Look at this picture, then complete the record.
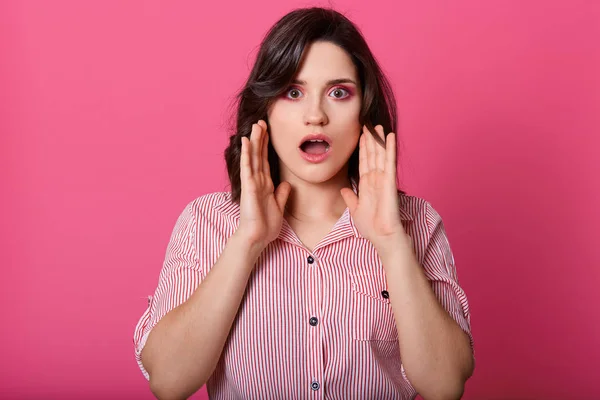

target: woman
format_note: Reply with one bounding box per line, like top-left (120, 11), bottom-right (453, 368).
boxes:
top-left (134, 7), bottom-right (474, 400)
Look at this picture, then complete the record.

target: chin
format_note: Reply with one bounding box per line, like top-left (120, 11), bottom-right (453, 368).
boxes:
top-left (290, 165), bottom-right (347, 185)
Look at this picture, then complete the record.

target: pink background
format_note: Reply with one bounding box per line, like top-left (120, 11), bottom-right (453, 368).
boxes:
top-left (2, 0), bottom-right (598, 398)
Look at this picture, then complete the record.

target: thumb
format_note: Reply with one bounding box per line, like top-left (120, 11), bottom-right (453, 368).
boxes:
top-left (340, 188), bottom-right (358, 215)
top-left (275, 181), bottom-right (292, 212)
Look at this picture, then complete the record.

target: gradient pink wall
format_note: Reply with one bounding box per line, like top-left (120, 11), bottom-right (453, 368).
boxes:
top-left (2, 0), bottom-right (598, 399)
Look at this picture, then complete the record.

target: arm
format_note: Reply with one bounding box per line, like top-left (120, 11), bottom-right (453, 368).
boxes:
top-left (136, 120), bottom-right (290, 400)
top-left (376, 217), bottom-right (474, 400)
top-left (142, 232), bottom-right (265, 400)
top-left (339, 126), bottom-right (473, 400)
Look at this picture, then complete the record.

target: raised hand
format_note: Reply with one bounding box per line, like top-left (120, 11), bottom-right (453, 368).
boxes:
top-left (340, 125), bottom-right (408, 249)
top-left (236, 120), bottom-right (292, 249)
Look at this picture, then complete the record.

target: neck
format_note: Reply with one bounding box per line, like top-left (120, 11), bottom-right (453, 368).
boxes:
top-left (282, 170), bottom-right (353, 224)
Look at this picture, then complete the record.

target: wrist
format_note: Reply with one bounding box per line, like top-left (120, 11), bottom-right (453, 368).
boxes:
top-left (231, 230), bottom-right (267, 258)
top-left (374, 232), bottom-right (413, 260)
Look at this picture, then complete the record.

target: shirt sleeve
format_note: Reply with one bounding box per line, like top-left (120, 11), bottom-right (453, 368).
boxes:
top-left (422, 201), bottom-right (474, 351)
top-left (132, 200), bottom-right (202, 381)
top-left (401, 201), bottom-right (474, 384)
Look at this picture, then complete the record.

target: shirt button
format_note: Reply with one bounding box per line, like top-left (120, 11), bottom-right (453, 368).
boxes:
top-left (311, 381), bottom-right (320, 391)
top-left (309, 317), bottom-right (318, 326)
top-left (307, 256), bottom-right (314, 264)
top-left (381, 290), bottom-right (389, 299)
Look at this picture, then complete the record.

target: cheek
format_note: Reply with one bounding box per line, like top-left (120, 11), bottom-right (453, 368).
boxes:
top-left (265, 127), bottom-right (292, 158)
top-left (347, 102), bottom-right (362, 122)
top-left (340, 104), bottom-right (361, 133)
top-left (268, 100), bottom-right (298, 124)
top-left (269, 135), bottom-right (286, 157)
top-left (333, 101), bottom-right (361, 127)
top-left (344, 125), bottom-right (362, 156)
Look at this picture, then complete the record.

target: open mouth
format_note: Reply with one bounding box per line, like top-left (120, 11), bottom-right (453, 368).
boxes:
top-left (300, 139), bottom-right (331, 155)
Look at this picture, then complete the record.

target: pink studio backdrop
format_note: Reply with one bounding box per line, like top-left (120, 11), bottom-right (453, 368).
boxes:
top-left (2, 0), bottom-right (598, 399)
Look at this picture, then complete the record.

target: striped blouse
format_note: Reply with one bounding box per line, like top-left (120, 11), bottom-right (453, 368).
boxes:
top-left (133, 189), bottom-right (474, 399)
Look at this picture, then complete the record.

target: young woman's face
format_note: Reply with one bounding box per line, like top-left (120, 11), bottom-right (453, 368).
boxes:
top-left (267, 41), bottom-right (362, 186)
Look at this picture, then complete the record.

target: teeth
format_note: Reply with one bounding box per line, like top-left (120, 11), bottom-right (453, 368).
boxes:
top-left (309, 139), bottom-right (324, 143)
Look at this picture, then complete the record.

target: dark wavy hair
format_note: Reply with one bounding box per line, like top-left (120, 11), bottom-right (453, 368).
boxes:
top-left (224, 7), bottom-right (407, 202)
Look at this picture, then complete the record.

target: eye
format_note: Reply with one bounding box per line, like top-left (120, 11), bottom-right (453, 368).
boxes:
top-left (329, 87), bottom-right (350, 99)
top-left (285, 87), bottom-right (303, 99)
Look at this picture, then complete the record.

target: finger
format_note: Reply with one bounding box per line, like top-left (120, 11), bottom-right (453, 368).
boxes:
top-left (257, 122), bottom-right (266, 175)
top-left (240, 136), bottom-right (250, 186)
top-left (374, 125), bottom-right (386, 171)
top-left (250, 123), bottom-right (261, 175)
top-left (385, 132), bottom-right (397, 178)
top-left (365, 125), bottom-right (376, 171)
top-left (275, 181), bottom-right (292, 212)
top-left (340, 187), bottom-right (359, 215)
top-left (358, 132), bottom-right (368, 177)
top-left (257, 119), bottom-right (268, 166)
top-left (262, 126), bottom-right (271, 177)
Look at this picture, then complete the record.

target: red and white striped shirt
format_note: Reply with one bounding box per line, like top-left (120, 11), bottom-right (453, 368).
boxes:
top-left (133, 189), bottom-right (474, 399)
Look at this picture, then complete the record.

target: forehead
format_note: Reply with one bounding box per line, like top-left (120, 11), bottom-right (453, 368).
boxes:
top-left (294, 41), bottom-right (358, 83)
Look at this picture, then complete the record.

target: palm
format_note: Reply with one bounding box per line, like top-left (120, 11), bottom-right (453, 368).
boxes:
top-left (354, 170), bottom-right (400, 238)
top-left (238, 120), bottom-right (291, 247)
top-left (240, 176), bottom-right (285, 244)
top-left (341, 125), bottom-right (403, 243)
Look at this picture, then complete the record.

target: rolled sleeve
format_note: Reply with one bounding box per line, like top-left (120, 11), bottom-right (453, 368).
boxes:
top-left (399, 200), bottom-right (474, 386)
top-left (421, 202), bottom-right (474, 353)
top-left (133, 200), bottom-right (202, 380)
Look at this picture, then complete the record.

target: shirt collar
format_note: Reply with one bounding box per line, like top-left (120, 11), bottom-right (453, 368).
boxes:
top-left (215, 182), bottom-right (412, 241)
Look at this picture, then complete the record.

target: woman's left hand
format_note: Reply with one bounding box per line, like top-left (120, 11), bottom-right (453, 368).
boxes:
top-left (340, 125), bottom-right (410, 250)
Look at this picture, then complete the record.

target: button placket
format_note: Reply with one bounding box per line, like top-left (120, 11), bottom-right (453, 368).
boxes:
top-left (305, 252), bottom-right (323, 395)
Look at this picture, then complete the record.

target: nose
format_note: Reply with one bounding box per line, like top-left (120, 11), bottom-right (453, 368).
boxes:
top-left (303, 98), bottom-right (328, 126)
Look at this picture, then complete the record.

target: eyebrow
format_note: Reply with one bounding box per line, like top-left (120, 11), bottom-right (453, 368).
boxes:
top-left (291, 78), bottom-right (357, 86)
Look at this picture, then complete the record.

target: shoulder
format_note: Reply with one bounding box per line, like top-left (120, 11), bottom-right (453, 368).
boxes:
top-left (399, 194), bottom-right (455, 268)
top-left (186, 191), bottom-right (234, 212)
top-left (399, 193), bottom-right (446, 234)
top-left (183, 190), bottom-right (240, 228)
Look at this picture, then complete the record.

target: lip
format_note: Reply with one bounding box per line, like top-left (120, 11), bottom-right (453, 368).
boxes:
top-left (298, 133), bottom-right (332, 148)
top-left (298, 133), bottom-right (332, 164)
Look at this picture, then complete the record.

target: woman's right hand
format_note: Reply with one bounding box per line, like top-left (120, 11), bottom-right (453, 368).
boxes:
top-left (236, 120), bottom-right (291, 249)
